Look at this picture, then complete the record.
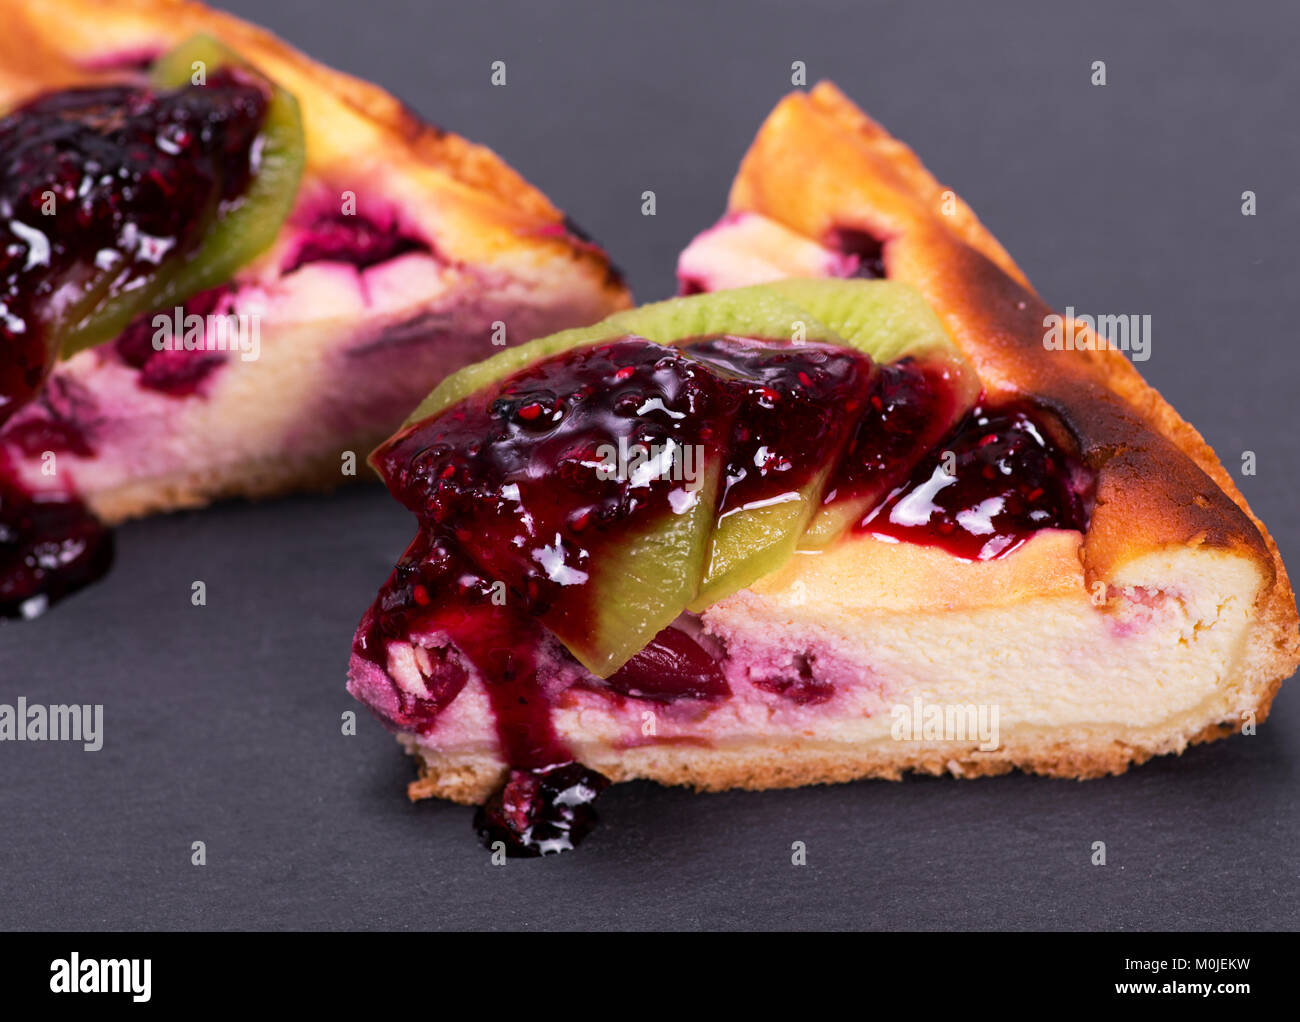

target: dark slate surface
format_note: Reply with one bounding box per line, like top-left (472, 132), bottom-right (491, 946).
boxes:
top-left (1, 0), bottom-right (1296, 930)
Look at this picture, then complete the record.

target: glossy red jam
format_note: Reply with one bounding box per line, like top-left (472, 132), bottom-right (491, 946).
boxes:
top-left (681, 336), bottom-right (873, 516)
top-left (0, 73), bottom-right (269, 424)
top-left (860, 403), bottom-right (1093, 559)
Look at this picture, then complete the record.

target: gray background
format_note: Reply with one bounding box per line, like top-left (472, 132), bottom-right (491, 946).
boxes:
top-left (2, 0), bottom-right (1297, 930)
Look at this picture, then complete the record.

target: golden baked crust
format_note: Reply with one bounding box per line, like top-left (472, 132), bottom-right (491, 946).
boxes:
top-left (406, 725), bottom-right (1242, 806)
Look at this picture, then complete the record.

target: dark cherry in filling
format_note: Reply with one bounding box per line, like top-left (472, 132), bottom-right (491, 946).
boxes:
top-left (828, 227), bottom-right (887, 280)
top-left (600, 625), bottom-right (730, 703)
top-left (0, 73), bottom-right (270, 617)
top-left (282, 209), bottom-right (431, 274)
top-left (358, 334), bottom-right (1091, 854)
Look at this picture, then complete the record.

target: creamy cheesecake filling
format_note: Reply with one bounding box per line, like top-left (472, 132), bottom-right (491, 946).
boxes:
top-left (677, 212), bottom-right (857, 294)
top-left (388, 532), bottom-right (1260, 795)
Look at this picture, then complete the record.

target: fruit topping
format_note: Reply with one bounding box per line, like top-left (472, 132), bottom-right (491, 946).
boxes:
top-left (0, 34), bottom-right (302, 426)
top-left (145, 35), bottom-right (304, 311)
top-left (369, 281), bottom-right (984, 683)
top-left (861, 402), bottom-right (1092, 559)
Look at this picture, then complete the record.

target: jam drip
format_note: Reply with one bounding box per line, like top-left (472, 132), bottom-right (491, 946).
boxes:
top-left (357, 334), bottom-right (1093, 854)
top-left (0, 72), bottom-right (269, 424)
top-left (0, 452), bottom-right (112, 619)
top-left (355, 527), bottom-right (595, 856)
top-left (475, 763), bottom-right (611, 857)
top-left (861, 403), bottom-right (1093, 559)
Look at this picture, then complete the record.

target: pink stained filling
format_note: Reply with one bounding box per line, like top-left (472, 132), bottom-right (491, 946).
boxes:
top-left (348, 611), bottom-right (885, 752)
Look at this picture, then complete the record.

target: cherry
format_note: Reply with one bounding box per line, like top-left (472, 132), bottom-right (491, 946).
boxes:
top-left (282, 209), bottom-right (429, 273)
top-left (600, 626), bottom-right (730, 702)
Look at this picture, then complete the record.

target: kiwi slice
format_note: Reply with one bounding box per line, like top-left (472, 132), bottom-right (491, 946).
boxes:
top-left (57, 35), bottom-right (304, 358)
top-left (766, 280), bottom-right (982, 550)
top-left (683, 280), bottom-right (979, 604)
top-left (398, 285), bottom-right (844, 429)
top-left (147, 36), bottom-right (305, 310)
top-left (559, 466), bottom-right (723, 678)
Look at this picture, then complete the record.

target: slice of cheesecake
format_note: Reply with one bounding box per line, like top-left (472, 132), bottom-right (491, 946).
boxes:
top-left (0, 0), bottom-right (628, 616)
top-left (347, 85), bottom-right (1298, 855)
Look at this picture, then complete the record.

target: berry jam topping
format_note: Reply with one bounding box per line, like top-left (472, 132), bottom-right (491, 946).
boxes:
top-left (823, 359), bottom-right (963, 502)
top-left (861, 404), bottom-right (1093, 560)
top-left (828, 227), bottom-right (887, 280)
top-left (378, 339), bottom-right (737, 635)
top-left (0, 72), bottom-right (270, 424)
top-left (0, 452), bottom-right (113, 619)
top-left (282, 209), bottom-right (431, 274)
top-left (475, 762), bottom-right (611, 857)
top-left (681, 337), bottom-right (873, 514)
